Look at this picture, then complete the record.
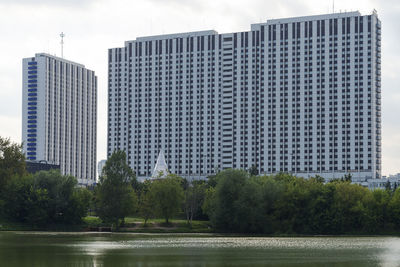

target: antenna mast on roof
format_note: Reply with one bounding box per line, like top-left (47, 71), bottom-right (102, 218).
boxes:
top-left (60, 32), bottom-right (65, 58)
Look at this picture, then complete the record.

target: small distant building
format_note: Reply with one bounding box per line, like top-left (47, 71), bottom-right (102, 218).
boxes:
top-left (97, 159), bottom-right (107, 181)
top-left (26, 161), bottom-right (60, 174)
top-left (388, 173), bottom-right (400, 180)
top-left (366, 178), bottom-right (400, 190)
top-left (352, 174), bottom-right (400, 190)
top-left (151, 151), bottom-right (169, 179)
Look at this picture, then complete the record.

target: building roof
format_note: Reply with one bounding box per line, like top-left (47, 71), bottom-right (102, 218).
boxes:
top-left (151, 150), bottom-right (169, 179)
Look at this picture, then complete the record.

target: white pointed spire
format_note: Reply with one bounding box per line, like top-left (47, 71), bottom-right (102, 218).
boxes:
top-left (151, 150), bottom-right (169, 179)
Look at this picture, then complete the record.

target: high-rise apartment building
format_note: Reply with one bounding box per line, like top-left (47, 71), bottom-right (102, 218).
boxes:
top-left (108, 11), bottom-right (381, 180)
top-left (22, 53), bottom-right (97, 185)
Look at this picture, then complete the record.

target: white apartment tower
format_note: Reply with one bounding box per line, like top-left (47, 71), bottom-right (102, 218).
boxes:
top-left (22, 53), bottom-right (97, 185)
top-left (108, 11), bottom-right (381, 180)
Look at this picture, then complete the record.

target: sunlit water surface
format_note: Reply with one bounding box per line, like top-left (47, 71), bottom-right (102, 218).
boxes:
top-left (0, 232), bottom-right (399, 267)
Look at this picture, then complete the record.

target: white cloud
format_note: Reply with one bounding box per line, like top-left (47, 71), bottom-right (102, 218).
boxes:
top-left (0, 0), bottom-right (97, 8)
top-left (0, 115), bottom-right (20, 143)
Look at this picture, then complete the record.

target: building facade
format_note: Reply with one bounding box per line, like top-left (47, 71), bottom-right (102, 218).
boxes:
top-left (22, 53), bottom-right (97, 185)
top-left (97, 159), bottom-right (106, 181)
top-left (108, 11), bottom-right (381, 180)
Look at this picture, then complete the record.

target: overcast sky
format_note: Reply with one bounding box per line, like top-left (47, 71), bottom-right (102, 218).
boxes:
top-left (0, 0), bottom-right (399, 176)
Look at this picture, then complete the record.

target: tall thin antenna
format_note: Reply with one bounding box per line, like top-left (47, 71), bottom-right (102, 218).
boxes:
top-left (60, 32), bottom-right (65, 58)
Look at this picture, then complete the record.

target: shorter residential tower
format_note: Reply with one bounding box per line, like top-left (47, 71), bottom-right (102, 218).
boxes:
top-left (22, 53), bottom-right (97, 185)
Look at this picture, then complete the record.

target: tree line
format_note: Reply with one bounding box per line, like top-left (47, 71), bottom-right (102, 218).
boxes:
top-left (0, 137), bottom-right (91, 226)
top-left (1, 136), bottom-right (400, 234)
top-left (205, 169), bottom-right (400, 234)
top-left (0, 137), bottom-right (207, 229)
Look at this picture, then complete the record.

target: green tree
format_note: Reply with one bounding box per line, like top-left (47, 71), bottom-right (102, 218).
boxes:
top-left (0, 137), bottom-right (26, 197)
top-left (2, 174), bottom-right (47, 224)
top-left (183, 180), bottom-right (206, 225)
top-left (256, 175), bottom-right (285, 233)
top-left (3, 170), bottom-right (89, 226)
top-left (368, 189), bottom-right (391, 232)
top-left (96, 151), bottom-right (138, 230)
top-left (138, 180), bottom-right (154, 225)
top-left (25, 187), bottom-right (50, 225)
top-left (388, 187), bottom-right (400, 229)
top-left (331, 182), bottom-right (371, 233)
top-left (248, 165), bottom-right (259, 176)
top-left (343, 173), bottom-right (352, 182)
top-left (273, 175), bottom-right (316, 234)
top-left (32, 170), bottom-right (75, 223)
top-left (385, 180), bottom-right (392, 192)
top-left (139, 191), bottom-right (154, 225)
top-left (202, 187), bottom-right (216, 221)
top-left (206, 174), bottom-right (219, 188)
top-left (32, 170), bottom-right (89, 224)
top-left (393, 182), bottom-right (398, 192)
top-left (67, 188), bottom-right (93, 224)
top-left (149, 174), bottom-right (184, 223)
top-left (307, 182), bottom-right (336, 234)
top-left (209, 169), bottom-right (251, 232)
top-left (233, 176), bottom-right (265, 232)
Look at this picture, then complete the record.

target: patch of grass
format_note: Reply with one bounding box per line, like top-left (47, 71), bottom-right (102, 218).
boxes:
top-left (121, 217), bottom-right (213, 233)
top-left (1, 216), bottom-right (213, 233)
top-left (0, 220), bottom-right (37, 231)
top-left (0, 220), bottom-right (84, 232)
top-left (82, 216), bottom-right (104, 227)
top-left (158, 222), bottom-right (174, 228)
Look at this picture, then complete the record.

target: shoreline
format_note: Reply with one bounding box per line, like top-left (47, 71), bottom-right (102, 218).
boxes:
top-left (2, 217), bottom-right (399, 237)
top-left (1, 229), bottom-right (399, 238)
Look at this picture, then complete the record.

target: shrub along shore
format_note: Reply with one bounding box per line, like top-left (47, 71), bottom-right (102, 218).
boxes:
top-left (1, 136), bottom-right (400, 235)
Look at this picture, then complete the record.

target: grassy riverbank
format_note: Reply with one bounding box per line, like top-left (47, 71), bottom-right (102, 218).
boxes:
top-left (0, 217), bottom-right (213, 233)
top-left (82, 216), bottom-right (213, 233)
top-left (0, 220), bottom-right (84, 231)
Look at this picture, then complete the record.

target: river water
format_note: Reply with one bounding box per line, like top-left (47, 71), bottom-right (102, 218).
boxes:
top-left (0, 232), bottom-right (399, 267)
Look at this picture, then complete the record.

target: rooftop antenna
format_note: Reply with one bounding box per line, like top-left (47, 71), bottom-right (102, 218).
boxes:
top-left (333, 0), bottom-right (335, 13)
top-left (60, 32), bottom-right (65, 58)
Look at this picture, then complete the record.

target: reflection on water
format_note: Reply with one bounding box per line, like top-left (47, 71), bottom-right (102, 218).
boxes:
top-left (0, 232), bottom-right (399, 267)
top-left (378, 238), bottom-right (400, 267)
